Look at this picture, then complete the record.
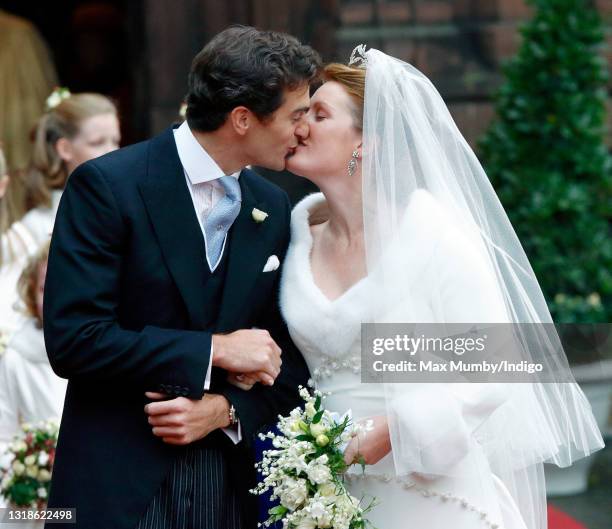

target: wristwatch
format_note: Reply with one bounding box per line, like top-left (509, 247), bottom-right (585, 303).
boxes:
top-left (228, 404), bottom-right (238, 426)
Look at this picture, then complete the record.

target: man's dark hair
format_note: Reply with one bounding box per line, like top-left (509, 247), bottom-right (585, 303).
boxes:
top-left (185, 26), bottom-right (322, 132)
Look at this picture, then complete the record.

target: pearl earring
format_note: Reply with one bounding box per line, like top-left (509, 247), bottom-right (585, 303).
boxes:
top-left (348, 149), bottom-right (360, 176)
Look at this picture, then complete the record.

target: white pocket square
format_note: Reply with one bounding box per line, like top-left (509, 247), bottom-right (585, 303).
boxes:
top-left (262, 255), bottom-right (280, 273)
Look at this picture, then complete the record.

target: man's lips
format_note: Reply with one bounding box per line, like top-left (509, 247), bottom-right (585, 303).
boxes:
top-left (286, 141), bottom-right (307, 159)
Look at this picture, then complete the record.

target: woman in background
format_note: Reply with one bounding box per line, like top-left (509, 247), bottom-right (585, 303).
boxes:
top-left (20, 90), bottom-right (120, 245)
top-left (0, 147), bottom-right (37, 336)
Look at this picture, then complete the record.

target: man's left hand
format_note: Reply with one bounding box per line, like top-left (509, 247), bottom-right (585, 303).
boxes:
top-left (144, 392), bottom-right (231, 445)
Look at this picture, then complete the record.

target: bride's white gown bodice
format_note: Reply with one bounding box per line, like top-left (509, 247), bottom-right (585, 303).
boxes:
top-left (280, 192), bottom-right (529, 529)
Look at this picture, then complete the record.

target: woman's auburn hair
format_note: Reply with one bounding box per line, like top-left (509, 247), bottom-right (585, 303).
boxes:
top-left (322, 63), bottom-right (366, 130)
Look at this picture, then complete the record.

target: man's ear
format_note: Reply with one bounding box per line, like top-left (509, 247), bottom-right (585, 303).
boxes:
top-left (55, 137), bottom-right (74, 164)
top-left (229, 106), bottom-right (252, 136)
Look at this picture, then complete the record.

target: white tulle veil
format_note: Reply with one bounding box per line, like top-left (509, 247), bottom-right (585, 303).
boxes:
top-left (352, 46), bottom-right (605, 529)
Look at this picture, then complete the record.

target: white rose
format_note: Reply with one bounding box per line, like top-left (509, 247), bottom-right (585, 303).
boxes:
top-left (24, 454), bottom-right (36, 466)
top-left (38, 469), bottom-right (52, 482)
top-left (318, 483), bottom-right (336, 497)
top-left (37, 487), bottom-right (47, 499)
top-left (306, 463), bottom-right (332, 485)
top-left (13, 441), bottom-right (27, 453)
top-left (295, 517), bottom-right (317, 529)
top-left (317, 482), bottom-right (336, 498)
top-left (12, 461), bottom-right (25, 476)
top-left (26, 465), bottom-right (39, 478)
top-left (38, 452), bottom-right (50, 466)
top-left (278, 477), bottom-right (308, 510)
top-left (309, 500), bottom-right (332, 528)
top-left (315, 434), bottom-right (329, 447)
top-left (309, 423), bottom-right (327, 437)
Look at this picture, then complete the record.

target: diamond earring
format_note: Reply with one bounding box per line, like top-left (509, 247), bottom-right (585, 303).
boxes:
top-left (347, 149), bottom-right (360, 176)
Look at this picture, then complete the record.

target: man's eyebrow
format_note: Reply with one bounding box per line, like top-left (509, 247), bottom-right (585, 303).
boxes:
top-left (291, 106), bottom-right (310, 115)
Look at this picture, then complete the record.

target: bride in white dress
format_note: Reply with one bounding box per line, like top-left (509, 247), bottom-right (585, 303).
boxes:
top-left (279, 48), bottom-right (604, 529)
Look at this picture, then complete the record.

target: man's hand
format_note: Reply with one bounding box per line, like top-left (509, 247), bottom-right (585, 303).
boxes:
top-left (144, 392), bottom-right (231, 445)
top-left (212, 329), bottom-right (281, 386)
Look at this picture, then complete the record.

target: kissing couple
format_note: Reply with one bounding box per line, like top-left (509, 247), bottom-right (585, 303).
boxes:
top-left (44, 25), bottom-right (603, 529)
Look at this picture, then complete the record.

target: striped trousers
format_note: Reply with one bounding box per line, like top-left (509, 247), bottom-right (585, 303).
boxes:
top-left (135, 445), bottom-right (244, 529)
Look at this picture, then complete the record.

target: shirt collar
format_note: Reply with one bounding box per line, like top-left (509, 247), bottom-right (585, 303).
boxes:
top-left (173, 121), bottom-right (241, 184)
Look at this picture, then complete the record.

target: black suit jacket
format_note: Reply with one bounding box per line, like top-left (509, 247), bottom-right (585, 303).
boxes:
top-left (43, 127), bottom-right (309, 529)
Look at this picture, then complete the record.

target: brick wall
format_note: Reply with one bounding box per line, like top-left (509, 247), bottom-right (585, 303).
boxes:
top-left (334, 0), bottom-right (612, 147)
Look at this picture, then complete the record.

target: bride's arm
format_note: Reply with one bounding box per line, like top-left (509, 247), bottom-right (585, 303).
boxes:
top-left (385, 223), bottom-right (511, 477)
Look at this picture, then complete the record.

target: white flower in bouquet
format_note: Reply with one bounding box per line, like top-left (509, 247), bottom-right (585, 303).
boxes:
top-left (277, 476), bottom-right (309, 510)
top-left (38, 469), bottom-right (51, 482)
top-left (306, 456), bottom-right (332, 485)
top-left (295, 517), bottom-right (317, 529)
top-left (37, 488), bottom-right (47, 499)
top-left (24, 454), bottom-right (36, 466)
top-left (26, 466), bottom-right (38, 478)
top-left (305, 401), bottom-right (317, 419)
top-left (309, 422), bottom-right (327, 438)
top-left (38, 451), bottom-right (49, 466)
top-left (307, 498), bottom-right (333, 527)
top-left (12, 461), bottom-right (25, 476)
top-left (12, 441), bottom-right (27, 453)
top-left (318, 482), bottom-right (337, 497)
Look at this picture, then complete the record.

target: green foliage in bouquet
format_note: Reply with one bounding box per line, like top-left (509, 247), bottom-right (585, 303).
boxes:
top-left (1, 421), bottom-right (58, 508)
top-left (479, 0), bottom-right (612, 324)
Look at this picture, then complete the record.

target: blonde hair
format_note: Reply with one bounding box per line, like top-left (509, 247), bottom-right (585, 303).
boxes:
top-left (0, 147), bottom-right (25, 265)
top-left (322, 63), bottom-right (366, 130)
top-left (26, 93), bottom-right (117, 208)
top-left (17, 240), bottom-right (50, 325)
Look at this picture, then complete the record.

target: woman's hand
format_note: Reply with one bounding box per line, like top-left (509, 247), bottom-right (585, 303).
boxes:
top-left (226, 372), bottom-right (258, 390)
top-left (343, 415), bottom-right (391, 466)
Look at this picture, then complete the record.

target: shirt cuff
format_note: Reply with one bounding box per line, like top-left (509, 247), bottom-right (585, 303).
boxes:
top-left (203, 340), bottom-right (213, 391)
top-left (222, 420), bottom-right (242, 444)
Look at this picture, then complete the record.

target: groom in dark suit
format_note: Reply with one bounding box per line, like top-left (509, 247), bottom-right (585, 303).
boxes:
top-left (43, 26), bottom-right (320, 529)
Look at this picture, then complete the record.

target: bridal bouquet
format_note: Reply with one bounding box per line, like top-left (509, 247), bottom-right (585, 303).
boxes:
top-left (252, 386), bottom-right (376, 529)
top-left (0, 421), bottom-right (58, 508)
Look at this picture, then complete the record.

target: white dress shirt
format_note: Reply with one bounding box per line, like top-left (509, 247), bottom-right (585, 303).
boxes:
top-left (173, 121), bottom-right (242, 443)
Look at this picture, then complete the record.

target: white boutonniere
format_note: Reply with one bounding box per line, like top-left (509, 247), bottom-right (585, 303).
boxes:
top-left (252, 208), bottom-right (269, 223)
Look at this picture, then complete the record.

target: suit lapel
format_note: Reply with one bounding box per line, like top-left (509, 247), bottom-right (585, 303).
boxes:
top-left (138, 128), bottom-right (210, 328)
top-left (216, 171), bottom-right (273, 331)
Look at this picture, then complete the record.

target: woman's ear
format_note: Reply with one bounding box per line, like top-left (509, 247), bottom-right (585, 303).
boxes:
top-left (355, 141), bottom-right (363, 158)
top-left (229, 106), bottom-right (252, 136)
top-left (55, 137), bottom-right (74, 164)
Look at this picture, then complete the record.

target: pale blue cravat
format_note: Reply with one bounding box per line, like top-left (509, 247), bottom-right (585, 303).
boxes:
top-left (203, 176), bottom-right (241, 270)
